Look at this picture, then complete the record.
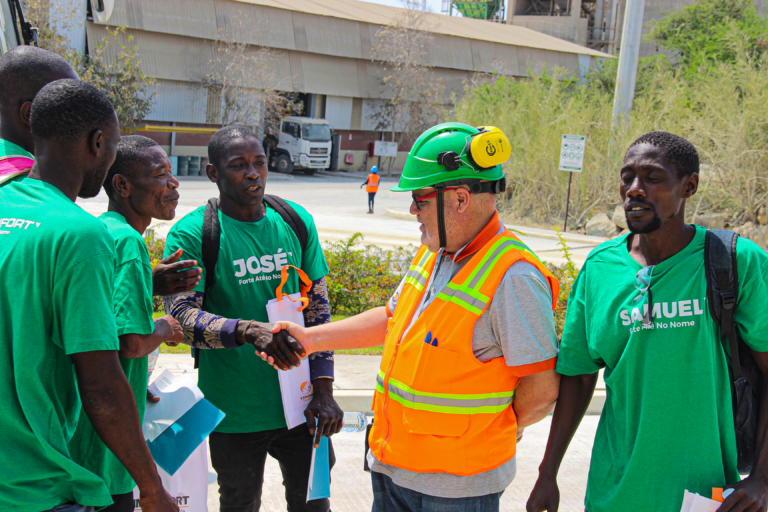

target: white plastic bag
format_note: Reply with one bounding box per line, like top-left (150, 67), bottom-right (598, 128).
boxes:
top-left (133, 438), bottom-right (210, 512)
top-left (265, 265), bottom-right (313, 430)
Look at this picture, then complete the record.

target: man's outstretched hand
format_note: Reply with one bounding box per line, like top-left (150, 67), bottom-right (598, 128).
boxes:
top-left (152, 249), bottom-right (202, 296)
top-left (237, 320), bottom-right (306, 370)
top-left (254, 322), bottom-right (312, 370)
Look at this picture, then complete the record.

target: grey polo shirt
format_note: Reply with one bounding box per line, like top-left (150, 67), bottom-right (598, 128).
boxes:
top-left (368, 238), bottom-right (559, 499)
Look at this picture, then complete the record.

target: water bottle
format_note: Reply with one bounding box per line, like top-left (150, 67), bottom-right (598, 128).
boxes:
top-left (341, 412), bottom-right (368, 432)
top-left (147, 348), bottom-right (160, 384)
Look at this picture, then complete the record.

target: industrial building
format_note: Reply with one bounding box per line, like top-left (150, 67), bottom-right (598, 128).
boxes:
top-left (1, 0), bottom-right (608, 173)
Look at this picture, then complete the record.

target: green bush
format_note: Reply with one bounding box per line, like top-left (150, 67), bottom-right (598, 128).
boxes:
top-left (144, 229), bottom-right (165, 313)
top-left (325, 234), bottom-right (416, 316)
top-left (544, 229), bottom-right (580, 339)
top-left (453, 0), bottom-right (768, 229)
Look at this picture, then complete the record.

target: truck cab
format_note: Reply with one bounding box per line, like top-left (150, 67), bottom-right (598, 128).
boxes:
top-left (265, 116), bottom-right (333, 175)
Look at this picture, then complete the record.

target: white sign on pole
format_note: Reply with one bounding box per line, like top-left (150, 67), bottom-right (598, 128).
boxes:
top-left (373, 141), bottom-right (398, 158)
top-left (558, 134), bottom-right (586, 172)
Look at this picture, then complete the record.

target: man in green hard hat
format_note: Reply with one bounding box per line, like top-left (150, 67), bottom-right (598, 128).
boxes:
top-left (261, 122), bottom-right (562, 511)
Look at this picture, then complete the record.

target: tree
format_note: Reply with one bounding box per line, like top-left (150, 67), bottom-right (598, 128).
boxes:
top-left (20, 0), bottom-right (155, 132)
top-left (369, 0), bottom-right (447, 174)
top-left (200, 16), bottom-right (301, 136)
top-left (647, 0), bottom-right (768, 75)
top-left (75, 28), bottom-right (155, 132)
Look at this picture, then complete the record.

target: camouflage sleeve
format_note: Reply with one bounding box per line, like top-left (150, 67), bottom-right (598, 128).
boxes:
top-left (304, 277), bottom-right (334, 381)
top-left (163, 291), bottom-right (241, 349)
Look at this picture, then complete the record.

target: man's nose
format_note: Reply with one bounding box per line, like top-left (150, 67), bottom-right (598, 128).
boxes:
top-left (627, 176), bottom-right (646, 198)
top-left (245, 163), bottom-right (260, 179)
top-left (409, 200), bottom-right (419, 216)
top-left (168, 174), bottom-right (180, 188)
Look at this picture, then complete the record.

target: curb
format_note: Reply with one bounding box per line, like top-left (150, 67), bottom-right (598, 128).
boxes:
top-left (384, 209), bottom-right (416, 222)
top-left (334, 389), bottom-right (607, 415)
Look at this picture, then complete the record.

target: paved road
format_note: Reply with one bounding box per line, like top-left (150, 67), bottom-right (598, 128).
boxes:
top-left (76, 173), bottom-right (605, 266)
top-left (155, 354), bottom-right (600, 512)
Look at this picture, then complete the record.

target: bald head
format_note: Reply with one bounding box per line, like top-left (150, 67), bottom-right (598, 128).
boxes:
top-left (0, 47), bottom-right (78, 154)
top-left (0, 46), bottom-right (77, 108)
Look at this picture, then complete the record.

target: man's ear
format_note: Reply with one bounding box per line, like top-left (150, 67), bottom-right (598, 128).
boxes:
top-left (682, 172), bottom-right (699, 199)
top-left (112, 174), bottom-right (131, 198)
top-left (89, 129), bottom-right (104, 156)
top-left (206, 163), bottom-right (218, 183)
top-left (19, 102), bottom-right (32, 127)
top-left (455, 187), bottom-right (472, 214)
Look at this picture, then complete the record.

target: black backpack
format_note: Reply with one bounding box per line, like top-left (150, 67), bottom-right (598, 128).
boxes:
top-left (191, 195), bottom-right (309, 368)
top-left (705, 229), bottom-right (762, 474)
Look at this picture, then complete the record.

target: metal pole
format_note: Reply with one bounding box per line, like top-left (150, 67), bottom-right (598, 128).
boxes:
top-left (611, 0), bottom-right (645, 125)
top-left (563, 172), bottom-right (573, 232)
top-left (593, 0), bottom-right (605, 46)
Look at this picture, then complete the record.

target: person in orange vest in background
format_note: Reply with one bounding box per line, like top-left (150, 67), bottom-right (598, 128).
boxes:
top-left (361, 165), bottom-right (381, 214)
top-left (262, 123), bottom-right (561, 512)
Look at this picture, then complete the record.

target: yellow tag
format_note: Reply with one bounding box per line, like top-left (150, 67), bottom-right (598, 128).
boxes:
top-left (470, 126), bottom-right (511, 168)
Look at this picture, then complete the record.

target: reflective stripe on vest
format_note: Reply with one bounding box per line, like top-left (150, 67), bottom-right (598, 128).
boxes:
top-left (376, 371), bottom-right (514, 414)
top-left (403, 250), bottom-right (433, 292)
top-left (436, 238), bottom-right (539, 315)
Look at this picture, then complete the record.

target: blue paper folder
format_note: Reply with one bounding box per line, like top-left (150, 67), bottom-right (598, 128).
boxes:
top-left (307, 422), bottom-right (331, 501)
top-left (146, 398), bottom-right (225, 475)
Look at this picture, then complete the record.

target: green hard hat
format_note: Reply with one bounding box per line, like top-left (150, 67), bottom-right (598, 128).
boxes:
top-left (391, 122), bottom-right (507, 192)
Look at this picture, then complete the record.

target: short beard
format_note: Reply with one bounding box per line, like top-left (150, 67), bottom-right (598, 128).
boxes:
top-left (628, 213), bottom-right (662, 234)
top-left (78, 166), bottom-right (109, 198)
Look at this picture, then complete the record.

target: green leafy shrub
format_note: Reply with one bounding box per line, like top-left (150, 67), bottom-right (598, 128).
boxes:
top-left (144, 229), bottom-right (165, 312)
top-left (544, 229), bottom-right (580, 339)
top-left (325, 234), bottom-right (416, 315)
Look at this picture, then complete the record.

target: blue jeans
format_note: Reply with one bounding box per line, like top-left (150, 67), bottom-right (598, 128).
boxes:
top-left (42, 504), bottom-right (95, 512)
top-left (371, 471), bottom-right (502, 512)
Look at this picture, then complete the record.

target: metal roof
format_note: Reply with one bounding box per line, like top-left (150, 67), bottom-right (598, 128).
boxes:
top-left (232, 0), bottom-right (609, 57)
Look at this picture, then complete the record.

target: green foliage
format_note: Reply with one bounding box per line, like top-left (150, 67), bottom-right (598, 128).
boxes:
top-left (144, 230), bottom-right (165, 313)
top-left (454, 1), bottom-right (768, 228)
top-left (544, 228), bottom-right (579, 338)
top-left (455, 69), bottom-right (648, 227)
top-left (586, 54), bottom-right (673, 97)
top-left (23, 1), bottom-right (155, 132)
top-left (75, 28), bottom-right (155, 132)
top-left (648, 0), bottom-right (768, 76)
top-left (325, 234), bottom-right (416, 316)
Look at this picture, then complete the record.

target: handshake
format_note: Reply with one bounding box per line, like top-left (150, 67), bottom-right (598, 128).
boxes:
top-left (237, 320), bottom-right (313, 370)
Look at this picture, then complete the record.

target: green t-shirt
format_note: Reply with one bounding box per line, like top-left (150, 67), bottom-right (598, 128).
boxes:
top-left (0, 179), bottom-right (119, 512)
top-left (69, 212), bottom-right (155, 495)
top-left (0, 138), bottom-right (33, 188)
top-left (557, 225), bottom-right (768, 512)
top-left (163, 201), bottom-right (329, 433)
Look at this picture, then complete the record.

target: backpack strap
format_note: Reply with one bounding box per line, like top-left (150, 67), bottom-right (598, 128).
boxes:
top-left (705, 229), bottom-right (755, 389)
top-left (194, 197), bottom-right (221, 369)
top-left (263, 194), bottom-right (308, 251)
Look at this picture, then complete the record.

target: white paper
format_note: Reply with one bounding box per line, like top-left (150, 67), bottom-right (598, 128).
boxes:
top-left (142, 370), bottom-right (204, 442)
top-left (134, 438), bottom-right (209, 512)
top-left (266, 293), bottom-right (313, 430)
top-left (680, 490), bottom-right (721, 512)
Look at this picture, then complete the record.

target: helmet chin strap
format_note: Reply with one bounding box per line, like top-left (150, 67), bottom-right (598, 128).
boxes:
top-left (435, 183), bottom-right (447, 250)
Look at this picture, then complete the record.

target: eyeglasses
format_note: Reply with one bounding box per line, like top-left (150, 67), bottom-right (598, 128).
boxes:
top-left (631, 266), bottom-right (655, 325)
top-left (411, 187), bottom-right (465, 211)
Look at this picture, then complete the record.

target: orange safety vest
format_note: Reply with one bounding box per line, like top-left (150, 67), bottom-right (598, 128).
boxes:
top-left (366, 173), bottom-right (381, 193)
top-left (369, 229), bottom-right (559, 476)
